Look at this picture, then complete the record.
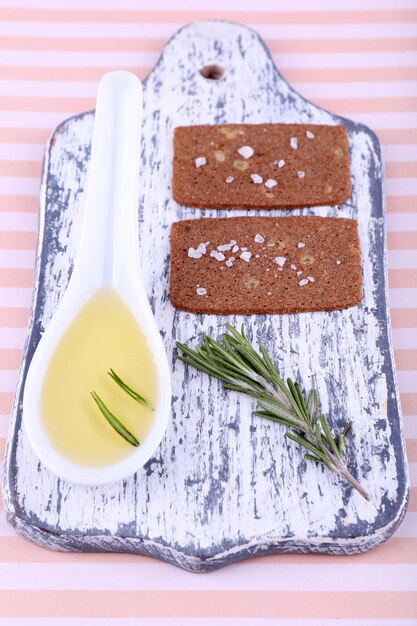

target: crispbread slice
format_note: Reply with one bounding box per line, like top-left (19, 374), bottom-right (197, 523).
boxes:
top-left (173, 124), bottom-right (351, 209)
top-left (170, 216), bottom-right (362, 314)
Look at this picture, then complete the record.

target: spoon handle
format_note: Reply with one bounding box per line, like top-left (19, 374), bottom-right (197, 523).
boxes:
top-left (71, 71), bottom-right (143, 294)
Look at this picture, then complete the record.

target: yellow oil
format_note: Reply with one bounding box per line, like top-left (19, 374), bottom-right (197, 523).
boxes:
top-left (40, 287), bottom-right (157, 467)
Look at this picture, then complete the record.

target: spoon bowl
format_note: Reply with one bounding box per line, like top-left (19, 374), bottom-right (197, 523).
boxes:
top-left (22, 71), bottom-right (171, 485)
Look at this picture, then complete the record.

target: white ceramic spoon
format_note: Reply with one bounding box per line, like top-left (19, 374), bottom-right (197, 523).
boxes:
top-left (23, 71), bottom-right (171, 485)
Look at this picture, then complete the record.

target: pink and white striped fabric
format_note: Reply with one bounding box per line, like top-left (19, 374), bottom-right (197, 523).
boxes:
top-left (0, 0), bottom-right (416, 622)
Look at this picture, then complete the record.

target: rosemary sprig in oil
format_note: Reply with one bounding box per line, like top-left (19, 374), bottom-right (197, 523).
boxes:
top-left (108, 369), bottom-right (153, 409)
top-left (91, 371), bottom-right (152, 447)
top-left (90, 391), bottom-right (139, 447)
top-left (176, 323), bottom-right (370, 501)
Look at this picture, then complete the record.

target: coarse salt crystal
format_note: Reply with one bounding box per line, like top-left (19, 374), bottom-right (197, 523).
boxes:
top-left (237, 145), bottom-right (254, 159)
top-left (196, 242), bottom-right (208, 254)
top-left (241, 247), bottom-right (248, 251)
top-left (297, 242), bottom-right (305, 248)
top-left (307, 276), bottom-right (315, 282)
top-left (195, 156), bottom-right (206, 168)
top-left (232, 244), bottom-right (239, 253)
top-left (299, 278), bottom-right (309, 287)
top-left (297, 171), bottom-right (305, 179)
top-left (255, 254), bottom-right (260, 258)
top-left (274, 256), bottom-right (286, 267)
top-left (297, 271), bottom-right (302, 276)
top-left (226, 175), bottom-right (234, 183)
top-left (230, 257), bottom-right (235, 262)
top-left (210, 250), bottom-right (226, 261)
top-left (290, 264), bottom-right (297, 270)
top-left (188, 247), bottom-right (202, 259)
top-left (240, 251), bottom-right (252, 262)
top-left (225, 259), bottom-right (234, 267)
top-left (278, 159), bottom-right (286, 168)
top-left (290, 137), bottom-right (298, 150)
top-left (250, 174), bottom-right (263, 184)
top-left (254, 233), bottom-right (265, 244)
top-left (306, 130), bottom-right (315, 139)
top-left (336, 259), bottom-right (342, 265)
top-left (196, 287), bottom-right (207, 296)
top-left (217, 241), bottom-right (235, 252)
top-left (265, 179), bottom-right (277, 189)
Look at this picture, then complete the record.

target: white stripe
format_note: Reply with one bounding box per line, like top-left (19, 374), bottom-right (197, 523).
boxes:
top-left (0, 288), bottom-right (32, 307)
top-left (397, 370), bottom-right (417, 392)
top-left (0, 144), bottom-right (45, 161)
top-left (392, 329), bottom-right (417, 349)
top-left (0, 111), bottom-right (71, 128)
top-left (0, 561), bottom-right (415, 591)
top-left (386, 179), bottom-right (417, 196)
top-left (388, 249), bottom-right (417, 269)
top-left (2, 0), bottom-right (417, 8)
top-left (0, 178), bottom-right (40, 195)
top-left (341, 112), bottom-right (417, 129)
top-left (385, 145), bottom-right (417, 162)
top-left (0, 414), bottom-right (10, 437)
top-left (0, 328), bottom-right (26, 348)
top-left (296, 82), bottom-right (417, 99)
top-left (1, 50), bottom-right (417, 69)
top-left (0, 213), bottom-right (38, 231)
top-left (404, 417), bottom-right (417, 439)
top-left (0, 81), bottom-right (99, 98)
top-left (387, 213), bottom-right (417, 231)
top-left (389, 288), bottom-right (417, 308)
top-left (0, 250), bottom-right (35, 269)
top-left (0, 50), bottom-right (158, 67)
top-left (0, 621), bottom-right (416, 626)
top-left (409, 462), bottom-right (417, 484)
top-left (0, 370), bottom-right (18, 392)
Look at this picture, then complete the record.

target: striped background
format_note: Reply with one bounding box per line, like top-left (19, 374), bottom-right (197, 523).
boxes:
top-left (0, 0), bottom-right (416, 622)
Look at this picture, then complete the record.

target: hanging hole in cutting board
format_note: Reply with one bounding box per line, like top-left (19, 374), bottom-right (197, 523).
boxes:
top-left (199, 65), bottom-right (225, 80)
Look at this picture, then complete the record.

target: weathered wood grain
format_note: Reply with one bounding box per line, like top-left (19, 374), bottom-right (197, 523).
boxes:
top-left (3, 21), bottom-right (409, 572)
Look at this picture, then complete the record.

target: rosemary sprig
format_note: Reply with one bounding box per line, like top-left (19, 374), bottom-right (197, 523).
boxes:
top-left (90, 391), bottom-right (139, 447)
top-left (176, 323), bottom-right (370, 501)
top-left (108, 369), bottom-right (153, 410)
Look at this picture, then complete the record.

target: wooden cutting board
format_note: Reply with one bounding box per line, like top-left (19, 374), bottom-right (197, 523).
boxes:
top-left (3, 20), bottom-right (409, 572)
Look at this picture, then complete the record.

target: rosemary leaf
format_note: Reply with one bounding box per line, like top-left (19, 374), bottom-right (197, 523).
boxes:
top-left (108, 369), bottom-right (153, 410)
top-left (306, 389), bottom-right (319, 425)
top-left (319, 413), bottom-right (341, 460)
top-left (176, 324), bottom-right (370, 501)
top-left (90, 391), bottom-right (139, 447)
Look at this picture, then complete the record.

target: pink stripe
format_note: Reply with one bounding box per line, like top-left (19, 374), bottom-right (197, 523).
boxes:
top-left (389, 270), bottom-right (417, 288)
top-left (402, 393), bottom-right (417, 415)
top-left (0, 8), bottom-right (416, 24)
top-left (0, 269), bottom-right (33, 287)
top-left (0, 535), bottom-right (415, 564)
top-left (0, 232), bottom-right (37, 249)
top-left (0, 196), bottom-right (38, 212)
top-left (0, 589), bottom-right (415, 618)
